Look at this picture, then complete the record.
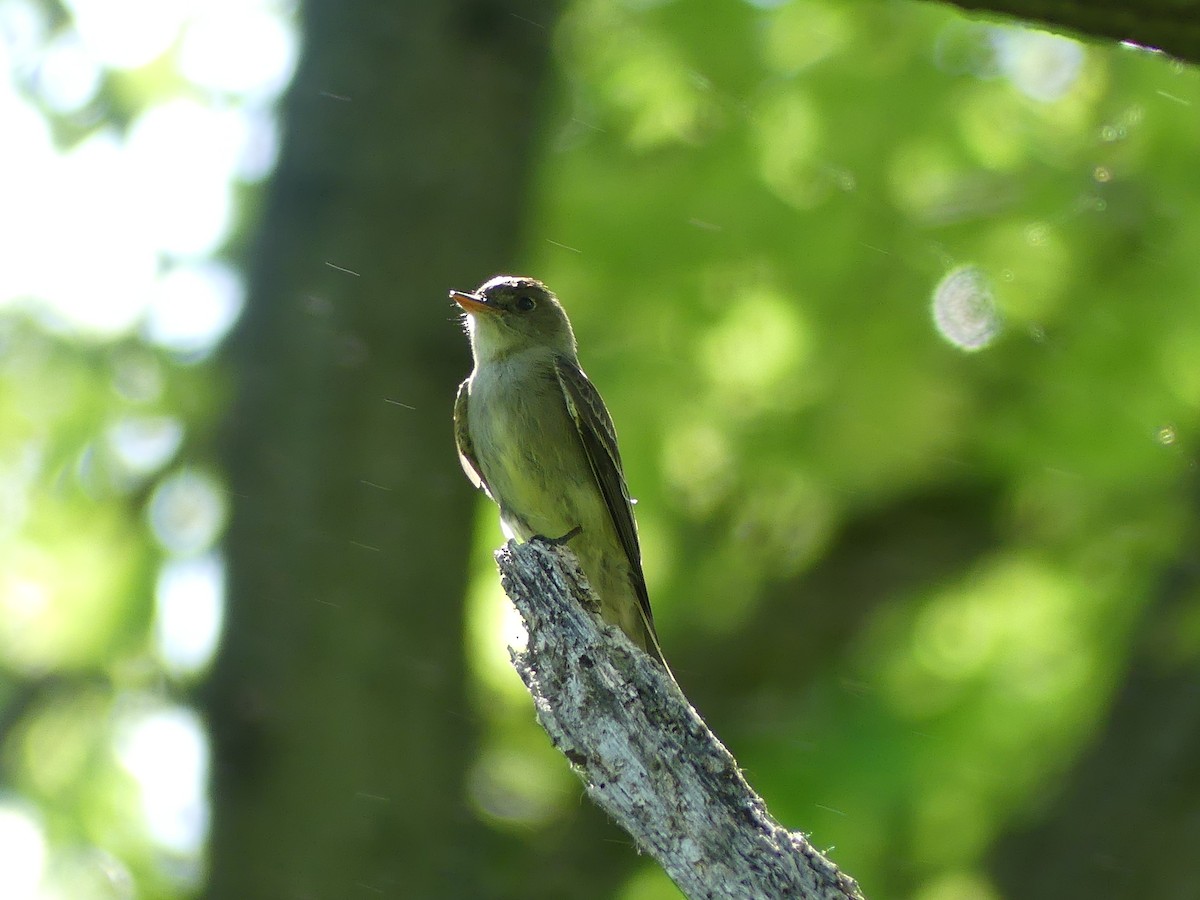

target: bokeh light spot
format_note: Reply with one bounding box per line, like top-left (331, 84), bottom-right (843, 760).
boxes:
top-left (148, 468), bottom-right (227, 556)
top-left (994, 28), bottom-right (1084, 102)
top-left (106, 415), bottom-right (184, 477)
top-left (115, 703), bottom-right (210, 855)
top-left (0, 803), bottom-right (46, 900)
top-left (34, 29), bottom-right (101, 112)
top-left (931, 265), bottom-right (1002, 351)
top-left (145, 261), bottom-right (245, 358)
top-left (64, 0), bottom-right (187, 69)
top-left (179, 5), bottom-right (298, 99)
top-left (155, 554), bottom-right (225, 676)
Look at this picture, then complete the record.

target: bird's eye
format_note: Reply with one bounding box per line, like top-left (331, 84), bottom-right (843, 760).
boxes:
top-left (515, 295), bottom-right (536, 312)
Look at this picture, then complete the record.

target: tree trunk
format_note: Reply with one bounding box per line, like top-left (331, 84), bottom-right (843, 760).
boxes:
top-left (205, 2), bottom-right (560, 897)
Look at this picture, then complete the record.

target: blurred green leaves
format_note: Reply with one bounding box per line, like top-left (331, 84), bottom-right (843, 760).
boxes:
top-left (0, 308), bottom-right (222, 896)
top-left (0, 0), bottom-right (274, 890)
top-left (5, 0), bottom-right (1200, 897)
top-left (462, 0), bottom-right (1200, 896)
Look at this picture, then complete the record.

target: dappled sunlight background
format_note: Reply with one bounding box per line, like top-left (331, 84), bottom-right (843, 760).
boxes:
top-left (464, 2), bottom-right (1200, 897)
top-left (4, 0), bottom-right (1200, 897)
top-left (0, 0), bottom-right (294, 895)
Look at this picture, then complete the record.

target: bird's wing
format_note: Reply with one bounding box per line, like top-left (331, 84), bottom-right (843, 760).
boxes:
top-left (553, 357), bottom-right (658, 639)
top-left (454, 378), bottom-right (491, 496)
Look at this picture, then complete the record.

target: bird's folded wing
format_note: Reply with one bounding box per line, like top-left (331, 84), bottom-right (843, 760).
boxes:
top-left (553, 357), bottom-right (656, 632)
top-left (454, 379), bottom-right (491, 497)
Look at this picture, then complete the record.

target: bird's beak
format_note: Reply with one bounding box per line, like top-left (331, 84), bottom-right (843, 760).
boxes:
top-left (450, 289), bottom-right (496, 315)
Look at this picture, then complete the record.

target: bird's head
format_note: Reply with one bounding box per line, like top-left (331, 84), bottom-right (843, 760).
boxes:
top-left (451, 275), bottom-right (577, 362)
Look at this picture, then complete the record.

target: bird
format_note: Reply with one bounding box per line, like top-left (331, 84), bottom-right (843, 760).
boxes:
top-left (450, 274), bottom-right (666, 666)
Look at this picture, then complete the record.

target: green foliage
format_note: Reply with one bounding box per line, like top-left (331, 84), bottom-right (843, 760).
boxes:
top-left (0, 313), bottom-right (223, 897)
top-left (7, 0), bottom-right (1200, 897)
top-left (464, 1), bottom-right (1200, 896)
top-left (0, 0), bottom-right (283, 891)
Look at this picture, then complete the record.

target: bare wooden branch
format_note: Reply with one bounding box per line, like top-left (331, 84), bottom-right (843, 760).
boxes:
top-left (934, 0), bottom-right (1200, 64)
top-left (496, 539), bottom-right (866, 900)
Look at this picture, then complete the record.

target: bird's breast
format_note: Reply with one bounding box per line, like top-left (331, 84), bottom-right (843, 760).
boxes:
top-left (467, 355), bottom-right (597, 540)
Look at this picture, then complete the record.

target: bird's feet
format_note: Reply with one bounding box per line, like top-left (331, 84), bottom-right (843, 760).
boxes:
top-left (532, 525), bottom-right (583, 547)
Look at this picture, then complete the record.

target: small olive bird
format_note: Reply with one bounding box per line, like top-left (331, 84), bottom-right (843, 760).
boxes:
top-left (451, 275), bottom-right (665, 665)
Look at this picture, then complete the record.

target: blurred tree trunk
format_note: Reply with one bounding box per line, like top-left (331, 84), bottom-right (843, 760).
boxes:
top-left (205, 2), bottom-right (560, 897)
